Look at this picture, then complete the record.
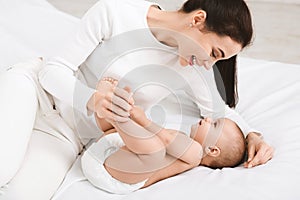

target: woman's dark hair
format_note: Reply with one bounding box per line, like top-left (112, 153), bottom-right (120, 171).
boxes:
top-left (180, 0), bottom-right (253, 108)
top-left (214, 56), bottom-right (238, 108)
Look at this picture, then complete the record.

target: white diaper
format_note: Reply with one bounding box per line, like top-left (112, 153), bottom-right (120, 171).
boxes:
top-left (81, 133), bottom-right (147, 194)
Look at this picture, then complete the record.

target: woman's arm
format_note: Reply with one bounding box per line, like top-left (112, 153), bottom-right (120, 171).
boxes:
top-left (39, 1), bottom-right (132, 123)
top-left (39, 1), bottom-right (108, 115)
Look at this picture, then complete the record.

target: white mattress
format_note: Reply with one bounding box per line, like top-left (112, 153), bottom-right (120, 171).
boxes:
top-left (1, 1), bottom-right (300, 200)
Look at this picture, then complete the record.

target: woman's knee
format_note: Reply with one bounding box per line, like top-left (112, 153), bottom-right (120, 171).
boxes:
top-left (0, 71), bottom-right (38, 115)
top-left (0, 71), bottom-right (38, 187)
top-left (0, 131), bottom-right (76, 199)
top-left (0, 70), bottom-right (38, 136)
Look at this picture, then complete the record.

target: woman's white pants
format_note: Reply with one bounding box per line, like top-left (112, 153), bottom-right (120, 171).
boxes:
top-left (0, 59), bottom-right (79, 200)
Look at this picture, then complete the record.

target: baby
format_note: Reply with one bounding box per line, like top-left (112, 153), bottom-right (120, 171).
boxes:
top-left (81, 104), bottom-right (245, 194)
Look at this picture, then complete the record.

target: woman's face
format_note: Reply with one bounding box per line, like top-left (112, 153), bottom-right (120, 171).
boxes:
top-left (176, 11), bottom-right (242, 69)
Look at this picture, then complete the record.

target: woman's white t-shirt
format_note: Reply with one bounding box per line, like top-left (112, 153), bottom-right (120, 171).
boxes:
top-left (39, 0), bottom-right (258, 141)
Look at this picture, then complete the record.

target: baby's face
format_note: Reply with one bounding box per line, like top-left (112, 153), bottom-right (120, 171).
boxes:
top-left (190, 117), bottom-right (225, 145)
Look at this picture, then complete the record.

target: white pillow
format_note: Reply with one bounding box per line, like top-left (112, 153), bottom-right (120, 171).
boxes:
top-left (0, 0), bottom-right (79, 69)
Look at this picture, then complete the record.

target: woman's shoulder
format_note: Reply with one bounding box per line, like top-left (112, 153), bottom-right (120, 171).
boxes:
top-left (88, 0), bottom-right (156, 22)
top-left (81, 0), bottom-right (152, 26)
top-left (96, 0), bottom-right (155, 10)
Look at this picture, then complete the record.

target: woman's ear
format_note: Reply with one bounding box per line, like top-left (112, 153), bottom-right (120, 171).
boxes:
top-left (205, 146), bottom-right (221, 157)
top-left (192, 10), bottom-right (207, 29)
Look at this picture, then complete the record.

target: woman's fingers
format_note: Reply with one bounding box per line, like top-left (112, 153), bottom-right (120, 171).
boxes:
top-left (110, 92), bottom-right (132, 112)
top-left (93, 78), bottom-right (134, 122)
top-left (246, 150), bottom-right (263, 168)
top-left (244, 142), bottom-right (274, 168)
top-left (113, 87), bottom-right (134, 106)
top-left (97, 99), bottom-right (129, 117)
top-left (259, 146), bottom-right (274, 164)
top-left (123, 86), bottom-right (134, 105)
top-left (97, 106), bottom-right (129, 122)
top-left (104, 100), bottom-right (130, 117)
top-left (247, 143), bottom-right (256, 163)
top-left (244, 143), bottom-right (256, 168)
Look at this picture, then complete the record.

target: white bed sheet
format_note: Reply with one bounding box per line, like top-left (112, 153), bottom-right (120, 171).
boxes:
top-left (1, 1), bottom-right (300, 200)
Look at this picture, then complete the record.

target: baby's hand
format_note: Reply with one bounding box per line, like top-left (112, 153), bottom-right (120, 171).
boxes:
top-left (130, 106), bottom-right (151, 127)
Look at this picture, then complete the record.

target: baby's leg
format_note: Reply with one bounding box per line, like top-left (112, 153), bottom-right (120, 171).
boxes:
top-left (113, 120), bottom-right (166, 155)
top-left (104, 146), bottom-right (175, 184)
top-left (104, 121), bottom-right (169, 183)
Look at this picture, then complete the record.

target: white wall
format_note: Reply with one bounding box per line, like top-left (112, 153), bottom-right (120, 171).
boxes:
top-left (150, 0), bottom-right (300, 11)
top-left (246, 0), bottom-right (300, 4)
top-left (148, 0), bottom-right (185, 10)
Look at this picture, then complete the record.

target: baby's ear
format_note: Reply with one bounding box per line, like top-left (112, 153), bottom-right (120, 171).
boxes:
top-left (205, 146), bottom-right (221, 157)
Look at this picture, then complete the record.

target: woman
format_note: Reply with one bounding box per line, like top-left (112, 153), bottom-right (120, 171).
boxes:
top-left (0, 0), bottom-right (273, 199)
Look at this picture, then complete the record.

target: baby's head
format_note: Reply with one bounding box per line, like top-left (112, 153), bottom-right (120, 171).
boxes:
top-left (190, 117), bottom-right (245, 169)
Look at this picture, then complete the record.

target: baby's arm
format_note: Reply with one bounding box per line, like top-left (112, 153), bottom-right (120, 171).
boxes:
top-left (130, 106), bottom-right (203, 167)
top-left (155, 128), bottom-right (202, 167)
top-left (142, 158), bottom-right (195, 188)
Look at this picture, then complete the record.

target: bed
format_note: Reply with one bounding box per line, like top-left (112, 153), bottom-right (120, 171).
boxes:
top-left (1, 0), bottom-right (300, 200)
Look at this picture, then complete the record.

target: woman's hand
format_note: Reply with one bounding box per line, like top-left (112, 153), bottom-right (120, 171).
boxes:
top-left (87, 78), bottom-right (134, 122)
top-left (244, 132), bottom-right (274, 168)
